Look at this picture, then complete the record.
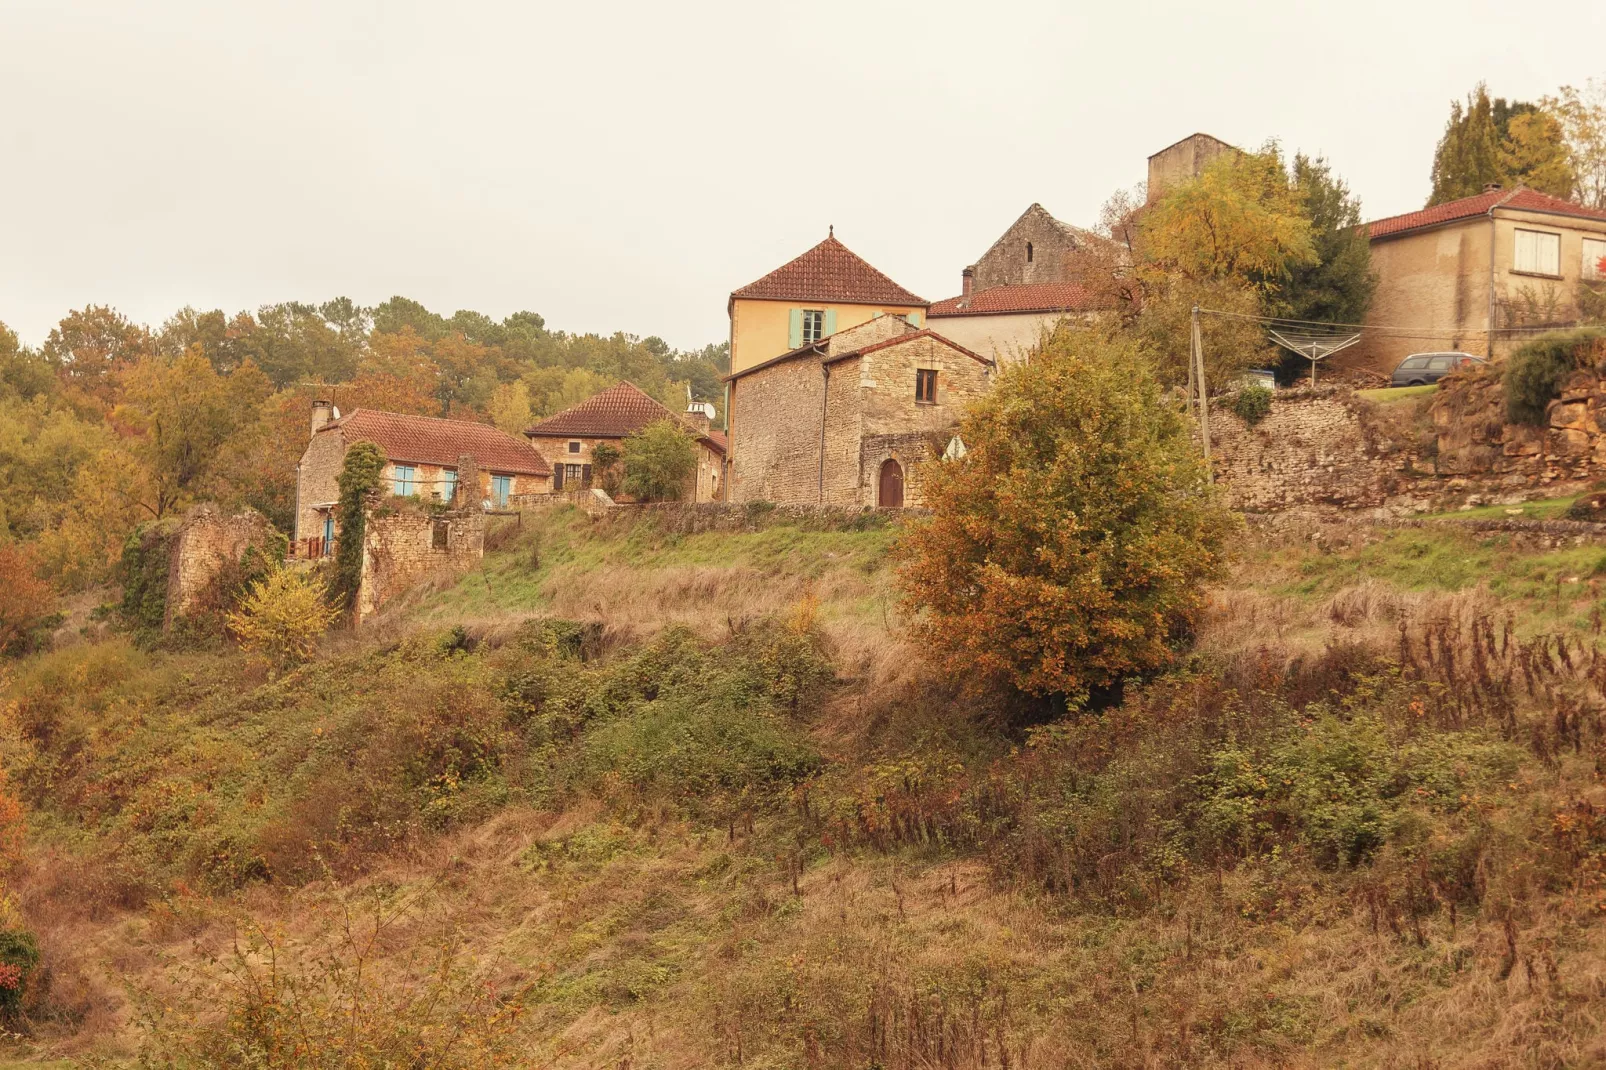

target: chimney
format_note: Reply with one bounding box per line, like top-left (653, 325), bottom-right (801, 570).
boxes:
top-left (1484, 181), bottom-right (1503, 193)
top-left (961, 267), bottom-right (974, 297)
top-left (683, 401), bottom-right (713, 433)
top-left (310, 399), bottom-right (334, 436)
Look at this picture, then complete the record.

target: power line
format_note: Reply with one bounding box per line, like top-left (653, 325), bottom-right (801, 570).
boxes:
top-left (1194, 306), bottom-right (1584, 336)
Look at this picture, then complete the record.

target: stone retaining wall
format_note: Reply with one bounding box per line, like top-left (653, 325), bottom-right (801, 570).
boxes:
top-left (357, 504), bottom-right (485, 621)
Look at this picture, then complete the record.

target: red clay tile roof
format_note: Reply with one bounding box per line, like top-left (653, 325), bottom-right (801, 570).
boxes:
top-left (1368, 187), bottom-right (1606, 240)
top-left (524, 381), bottom-right (724, 452)
top-left (326, 409), bottom-right (551, 476)
top-left (928, 282), bottom-right (1107, 317)
top-left (730, 235), bottom-right (927, 308)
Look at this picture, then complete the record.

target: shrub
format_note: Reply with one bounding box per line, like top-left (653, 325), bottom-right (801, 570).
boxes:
top-left (224, 568), bottom-right (339, 668)
top-left (329, 441), bottom-right (386, 615)
top-left (895, 329), bottom-right (1239, 702)
top-left (1503, 328), bottom-right (1606, 425)
top-left (0, 924), bottom-right (40, 1022)
top-left (118, 516), bottom-right (183, 639)
top-left (590, 441), bottom-right (623, 498)
top-left (1229, 384), bottom-right (1273, 427)
top-left (0, 544), bottom-right (55, 657)
top-left (621, 419), bottom-right (698, 502)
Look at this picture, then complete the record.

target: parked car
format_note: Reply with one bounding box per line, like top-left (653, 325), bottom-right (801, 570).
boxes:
top-left (1390, 352), bottom-right (1486, 386)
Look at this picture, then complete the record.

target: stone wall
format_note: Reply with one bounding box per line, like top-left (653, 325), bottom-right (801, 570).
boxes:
top-left (1208, 387), bottom-right (1424, 512)
top-left (1433, 363), bottom-right (1606, 487)
top-left (730, 354), bottom-right (842, 505)
top-left (357, 504), bottom-right (485, 621)
top-left (165, 505), bottom-right (278, 629)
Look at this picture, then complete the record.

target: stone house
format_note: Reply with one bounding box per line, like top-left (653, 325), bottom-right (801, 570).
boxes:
top-left (294, 403), bottom-right (552, 557)
top-left (727, 230), bottom-right (928, 376)
top-left (523, 381), bottom-right (729, 502)
top-left (724, 316), bottom-right (994, 507)
top-left (928, 205), bottom-right (1116, 364)
top-left (1342, 187), bottom-right (1606, 377)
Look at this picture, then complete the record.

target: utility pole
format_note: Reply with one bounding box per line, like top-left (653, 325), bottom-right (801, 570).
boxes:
top-left (1191, 306), bottom-right (1212, 481)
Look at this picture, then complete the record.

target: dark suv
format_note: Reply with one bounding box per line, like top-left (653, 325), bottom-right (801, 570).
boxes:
top-left (1390, 352), bottom-right (1485, 386)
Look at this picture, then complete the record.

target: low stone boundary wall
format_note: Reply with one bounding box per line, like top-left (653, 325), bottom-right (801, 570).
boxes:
top-left (599, 501), bottom-right (922, 534)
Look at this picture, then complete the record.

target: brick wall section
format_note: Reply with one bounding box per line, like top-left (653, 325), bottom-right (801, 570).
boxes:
top-left (357, 503), bottom-right (485, 621)
top-left (165, 505), bottom-right (276, 629)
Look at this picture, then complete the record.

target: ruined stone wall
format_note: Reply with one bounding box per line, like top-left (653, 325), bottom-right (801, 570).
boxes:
top-left (165, 505), bottom-right (278, 629)
top-left (357, 504), bottom-right (485, 621)
top-left (1209, 388), bottom-right (1422, 512)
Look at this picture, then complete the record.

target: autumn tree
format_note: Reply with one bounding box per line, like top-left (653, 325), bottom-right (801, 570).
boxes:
top-left (895, 329), bottom-right (1237, 703)
top-left (1134, 146), bottom-right (1316, 383)
top-left (620, 420), bottom-right (698, 502)
top-left (42, 305), bottom-right (152, 406)
top-left (0, 544), bottom-right (54, 656)
top-left (225, 567), bottom-right (338, 667)
top-left (1429, 83), bottom-right (1575, 204)
top-left (1545, 79), bottom-right (1606, 208)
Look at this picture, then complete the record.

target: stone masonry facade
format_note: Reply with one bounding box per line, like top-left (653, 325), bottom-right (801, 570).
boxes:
top-left (968, 204), bottom-right (1090, 292)
top-left (728, 319), bottom-right (993, 507)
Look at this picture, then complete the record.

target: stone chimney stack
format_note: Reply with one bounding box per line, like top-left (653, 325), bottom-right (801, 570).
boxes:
top-left (453, 454), bottom-right (480, 509)
top-left (1484, 181), bottom-right (1503, 193)
top-left (311, 399), bottom-right (334, 437)
top-left (683, 402), bottom-right (713, 434)
top-left (961, 267), bottom-right (974, 297)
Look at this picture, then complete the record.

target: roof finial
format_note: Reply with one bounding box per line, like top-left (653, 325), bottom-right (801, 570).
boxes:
top-left (829, 224), bottom-right (834, 238)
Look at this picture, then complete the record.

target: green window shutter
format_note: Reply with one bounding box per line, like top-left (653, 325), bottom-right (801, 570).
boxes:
top-left (907, 311), bottom-right (921, 327)
top-left (822, 309), bottom-right (838, 337)
top-left (788, 308), bottom-right (803, 349)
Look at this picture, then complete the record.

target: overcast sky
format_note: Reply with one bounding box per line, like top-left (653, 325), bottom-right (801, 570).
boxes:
top-left (3, 0), bottom-right (1603, 350)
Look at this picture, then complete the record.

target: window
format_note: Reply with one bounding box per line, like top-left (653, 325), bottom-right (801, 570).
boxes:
top-left (801, 309), bottom-right (826, 344)
top-left (564, 463), bottom-right (585, 488)
top-left (568, 441), bottom-right (581, 454)
top-left (392, 465), bottom-right (416, 496)
top-left (322, 514), bottom-right (334, 556)
top-left (1514, 229), bottom-right (1561, 276)
top-left (1026, 241), bottom-right (1034, 263)
top-left (1428, 356), bottom-right (1457, 371)
top-left (490, 475), bottom-right (512, 508)
top-left (915, 368), bottom-right (937, 404)
top-left (1585, 237), bottom-right (1606, 282)
top-left (441, 468), bottom-right (457, 503)
top-left (1400, 356), bottom-right (1431, 370)
top-left (431, 519), bottom-right (450, 550)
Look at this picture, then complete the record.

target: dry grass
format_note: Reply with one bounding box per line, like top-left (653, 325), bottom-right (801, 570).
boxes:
top-left (11, 512), bottom-right (1606, 1066)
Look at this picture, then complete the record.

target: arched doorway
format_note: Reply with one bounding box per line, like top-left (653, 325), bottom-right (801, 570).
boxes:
top-left (878, 459), bottom-right (904, 508)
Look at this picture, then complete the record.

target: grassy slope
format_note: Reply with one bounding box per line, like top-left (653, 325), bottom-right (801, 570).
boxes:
top-left (5, 508), bottom-right (1606, 1067)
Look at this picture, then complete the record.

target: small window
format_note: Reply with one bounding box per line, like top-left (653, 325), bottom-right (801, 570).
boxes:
top-left (490, 474), bottom-right (512, 508)
top-left (431, 519), bottom-right (450, 550)
top-left (1584, 237), bottom-right (1606, 282)
top-left (1514, 229), bottom-right (1561, 276)
top-left (392, 465), bottom-right (416, 496)
top-left (915, 368), bottom-right (937, 404)
top-left (1026, 241), bottom-right (1034, 263)
top-left (441, 468), bottom-right (458, 503)
top-left (801, 309), bottom-right (825, 344)
top-left (568, 441), bottom-right (581, 454)
top-left (564, 463), bottom-right (584, 488)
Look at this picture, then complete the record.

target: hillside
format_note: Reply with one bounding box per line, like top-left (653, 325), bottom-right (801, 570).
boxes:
top-left (4, 506), bottom-right (1606, 1067)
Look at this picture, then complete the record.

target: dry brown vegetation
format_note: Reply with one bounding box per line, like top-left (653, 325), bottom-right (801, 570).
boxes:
top-left (5, 509), bottom-right (1606, 1067)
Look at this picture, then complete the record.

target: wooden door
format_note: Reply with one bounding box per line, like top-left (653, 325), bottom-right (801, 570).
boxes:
top-left (878, 459), bottom-right (904, 508)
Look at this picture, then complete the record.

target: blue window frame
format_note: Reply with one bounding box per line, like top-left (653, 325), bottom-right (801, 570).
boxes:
top-left (491, 474), bottom-right (512, 508)
top-left (392, 465), bottom-right (416, 496)
top-left (441, 468), bottom-right (458, 503)
top-left (322, 514), bottom-right (334, 556)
